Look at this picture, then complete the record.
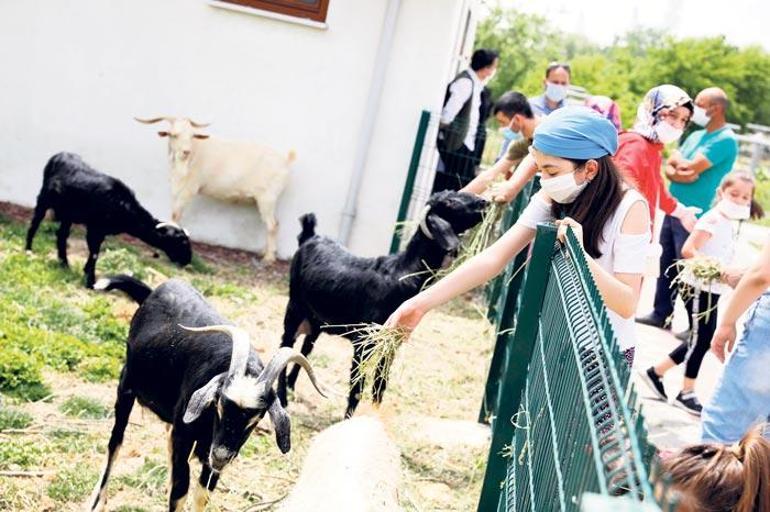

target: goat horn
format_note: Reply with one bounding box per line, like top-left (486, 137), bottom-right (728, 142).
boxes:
top-left (258, 347), bottom-right (327, 398)
top-left (156, 221), bottom-right (181, 230)
top-left (178, 325), bottom-right (252, 380)
top-left (189, 119), bottom-right (210, 128)
top-left (134, 116), bottom-right (175, 124)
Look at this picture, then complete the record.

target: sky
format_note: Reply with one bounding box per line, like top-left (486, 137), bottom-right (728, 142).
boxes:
top-left (487, 0), bottom-right (769, 51)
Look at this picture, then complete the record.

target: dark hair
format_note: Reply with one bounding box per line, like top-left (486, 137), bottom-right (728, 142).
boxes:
top-left (545, 61), bottom-right (571, 79)
top-left (471, 49), bottom-right (499, 71)
top-left (493, 91), bottom-right (534, 119)
top-left (550, 155), bottom-right (626, 259)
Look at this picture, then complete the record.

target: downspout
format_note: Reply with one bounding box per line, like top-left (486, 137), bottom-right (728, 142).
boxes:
top-left (338, 0), bottom-right (401, 246)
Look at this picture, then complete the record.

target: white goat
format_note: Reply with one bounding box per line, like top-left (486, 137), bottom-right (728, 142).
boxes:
top-left (136, 116), bottom-right (294, 261)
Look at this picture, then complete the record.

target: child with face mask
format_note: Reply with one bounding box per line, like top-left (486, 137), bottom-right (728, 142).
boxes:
top-left (386, 107), bottom-right (651, 365)
top-left (639, 172), bottom-right (765, 416)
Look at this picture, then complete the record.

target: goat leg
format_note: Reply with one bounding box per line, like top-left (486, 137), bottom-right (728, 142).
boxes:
top-left (286, 325), bottom-right (321, 391)
top-left (83, 229), bottom-right (104, 288)
top-left (89, 370), bottom-right (135, 512)
top-left (345, 346), bottom-right (365, 419)
top-left (25, 198), bottom-right (49, 252)
top-left (371, 355), bottom-right (390, 405)
top-left (277, 302), bottom-right (306, 406)
top-left (56, 221), bottom-right (72, 268)
top-left (192, 463), bottom-right (220, 512)
top-left (168, 427), bottom-right (194, 512)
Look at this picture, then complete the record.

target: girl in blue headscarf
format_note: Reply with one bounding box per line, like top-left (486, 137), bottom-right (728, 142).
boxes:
top-left (387, 106), bottom-right (651, 364)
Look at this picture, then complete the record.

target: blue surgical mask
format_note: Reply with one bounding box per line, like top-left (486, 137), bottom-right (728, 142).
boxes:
top-left (502, 127), bottom-right (517, 141)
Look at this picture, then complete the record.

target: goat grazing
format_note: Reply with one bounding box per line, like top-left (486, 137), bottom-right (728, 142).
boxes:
top-left (277, 190), bottom-right (487, 418)
top-left (25, 152), bottom-right (192, 288)
top-left (135, 116), bottom-right (294, 262)
top-left (90, 275), bottom-right (326, 512)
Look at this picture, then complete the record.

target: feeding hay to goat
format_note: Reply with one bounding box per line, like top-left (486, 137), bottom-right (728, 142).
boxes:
top-left (669, 256), bottom-right (723, 324)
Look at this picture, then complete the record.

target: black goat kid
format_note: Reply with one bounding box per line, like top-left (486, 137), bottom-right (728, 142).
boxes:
top-left (25, 152), bottom-right (192, 287)
top-left (91, 275), bottom-right (326, 512)
top-left (278, 190), bottom-right (487, 418)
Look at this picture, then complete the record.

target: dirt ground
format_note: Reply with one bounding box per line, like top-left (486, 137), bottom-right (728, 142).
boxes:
top-left (0, 203), bottom-right (492, 512)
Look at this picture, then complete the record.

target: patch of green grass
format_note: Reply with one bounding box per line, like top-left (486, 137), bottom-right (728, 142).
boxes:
top-left (0, 407), bottom-right (34, 430)
top-left (98, 247), bottom-right (149, 281)
top-left (0, 439), bottom-right (44, 470)
top-left (59, 396), bottom-right (111, 419)
top-left (49, 428), bottom-right (99, 454)
top-left (0, 348), bottom-right (50, 401)
top-left (116, 457), bottom-right (168, 495)
top-left (47, 465), bottom-right (98, 503)
top-left (191, 276), bottom-right (257, 300)
top-left (113, 507), bottom-right (150, 512)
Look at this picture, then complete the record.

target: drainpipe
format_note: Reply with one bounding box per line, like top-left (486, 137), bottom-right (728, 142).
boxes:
top-left (338, 0), bottom-right (401, 246)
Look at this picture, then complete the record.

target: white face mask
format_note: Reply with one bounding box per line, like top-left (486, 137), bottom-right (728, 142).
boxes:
top-left (654, 121), bottom-right (683, 144)
top-left (540, 170), bottom-right (588, 204)
top-left (545, 82), bottom-right (568, 103)
top-left (692, 106), bottom-right (711, 127)
top-left (717, 198), bottom-right (751, 220)
top-left (482, 68), bottom-right (497, 85)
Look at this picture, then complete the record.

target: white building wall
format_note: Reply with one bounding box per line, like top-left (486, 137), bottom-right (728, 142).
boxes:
top-left (0, 0), bottom-right (473, 258)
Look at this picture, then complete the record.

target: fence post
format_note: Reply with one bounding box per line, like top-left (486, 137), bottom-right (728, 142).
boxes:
top-left (389, 110), bottom-right (431, 254)
top-left (477, 223), bottom-right (557, 512)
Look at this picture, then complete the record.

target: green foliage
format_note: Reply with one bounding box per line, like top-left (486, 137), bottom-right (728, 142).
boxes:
top-left (476, 8), bottom-right (770, 128)
top-left (0, 439), bottom-right (44, 469)
top-left (59, 396), bottom-right (111, 419)
top-left (97, 247), bottom-right (148, 281)
top-left (0, 348), bottom-right (50, 401)
top-left (47, 466), bottom-right (98, 503)
top-left (116, 458), bottom-right (169, 494)
top-left (0, 407), bottom-right (34, 430)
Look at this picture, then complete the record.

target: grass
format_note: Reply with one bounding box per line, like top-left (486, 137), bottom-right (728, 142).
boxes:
top-left (0, 407), bottom-right (34, 430)
top-left (343, 323), bottom-right (409, 398)
top-left (59, 396), bottom-right (111, 419)
top-left (0, 439), bottom-right (44, 470)
top-left (47, 466), bottom-right (99, 503)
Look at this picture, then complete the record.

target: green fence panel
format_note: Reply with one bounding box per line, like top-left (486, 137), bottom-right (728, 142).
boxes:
top-left (478, 225), bottom-right (663, 511)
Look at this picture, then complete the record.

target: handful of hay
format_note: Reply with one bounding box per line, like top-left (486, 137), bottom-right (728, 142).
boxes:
top-left (342, 323), bottom-right (409, 397)
top-left (669, 257), bottom-right (723, 322)
top-left (423, 202), bottom-right (504, 287)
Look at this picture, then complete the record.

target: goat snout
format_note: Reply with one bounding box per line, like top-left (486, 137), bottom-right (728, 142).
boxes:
top-left (209, 446), bottom-right (235, 471)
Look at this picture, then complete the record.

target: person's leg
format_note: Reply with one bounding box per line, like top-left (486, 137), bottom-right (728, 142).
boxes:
top-left (701, 294), bottom-right (770, 443)
top-left (670, 217), bottom-right (694, 330)
top-left (652, 287), bottom-right (695, 377)
top-left (682, 291), bottom-right (720, 391)
top-left (648, 216), bottom-right (677, 325)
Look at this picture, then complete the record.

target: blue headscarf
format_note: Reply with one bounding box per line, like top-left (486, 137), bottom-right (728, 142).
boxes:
top-left (533, 106), bottom-right (618, 159)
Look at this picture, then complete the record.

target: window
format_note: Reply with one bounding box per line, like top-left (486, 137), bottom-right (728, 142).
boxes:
top-left (221, 0), bottom-right (329, 23)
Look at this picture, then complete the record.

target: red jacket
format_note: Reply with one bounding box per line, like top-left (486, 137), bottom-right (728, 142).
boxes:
top-left (613, 131), bottom-right (677, 225)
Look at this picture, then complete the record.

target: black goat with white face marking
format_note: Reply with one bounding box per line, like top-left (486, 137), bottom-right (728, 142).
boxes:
top-left (277, 190), bottom-right (487, 418)
top-left (25, 152), bottom-right (192, 288)
top-left (90, 276), bottom-right (325, 512)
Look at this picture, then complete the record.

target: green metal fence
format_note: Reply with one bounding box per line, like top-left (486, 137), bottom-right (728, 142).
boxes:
top-left (478, 223), bottom-right (666, 512)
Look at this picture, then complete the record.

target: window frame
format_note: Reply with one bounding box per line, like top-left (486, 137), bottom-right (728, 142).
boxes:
top-left (219, 0), bottom-right (329, 23)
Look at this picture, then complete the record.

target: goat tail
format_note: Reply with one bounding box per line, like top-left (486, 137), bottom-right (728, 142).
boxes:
top-left (94, 274), bottom-right (153, 304)
top-left (287, 149), bottom-right (297, 165)
top-left (297, 213), bottom-right (317, 245)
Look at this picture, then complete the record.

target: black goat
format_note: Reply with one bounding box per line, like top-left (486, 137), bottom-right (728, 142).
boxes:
top-left (25, 152), bottom-right (192, 287)
top-left (90, 275), bottom-right (326, 512)
top-left (277, 190), bottom-right (487, 418)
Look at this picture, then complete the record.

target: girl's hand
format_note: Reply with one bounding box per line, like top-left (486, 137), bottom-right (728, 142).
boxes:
top-left (555, 217), bottom-right (584, 248)
top-left (384, 298), bottom-right (427, 335)
top-left (721, 267), bottom-right (743, 288)
top-left (711, 323), bottom-right (737, 363)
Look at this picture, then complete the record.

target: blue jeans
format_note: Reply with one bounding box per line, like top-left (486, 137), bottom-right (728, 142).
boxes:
top-left (701, 291), bottom-right (770, 444)
top-left (652, 215), bottom-right (691, 325)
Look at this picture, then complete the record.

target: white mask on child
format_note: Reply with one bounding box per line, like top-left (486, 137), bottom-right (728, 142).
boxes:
top-left (540, 171), bottom-right (588, 204)
top-left (717, 198), bottom-right (750, 220)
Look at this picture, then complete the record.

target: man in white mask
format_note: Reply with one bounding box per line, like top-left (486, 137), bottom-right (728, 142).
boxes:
top-left (529, 62), bottom-right (571, 117)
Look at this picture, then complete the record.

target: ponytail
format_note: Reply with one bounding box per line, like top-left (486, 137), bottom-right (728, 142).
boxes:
top-left (734, 424), bottom-right (770, 512)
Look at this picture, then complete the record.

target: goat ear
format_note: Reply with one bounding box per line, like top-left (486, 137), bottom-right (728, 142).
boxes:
top-left (267, 399), bottom-right (291, 454)
top-left (183, 373), bottom-right (225, 424)
top-left (427, 214), bottom-right (460, 252)
top-left (158, 131), bottom-right (169, 138)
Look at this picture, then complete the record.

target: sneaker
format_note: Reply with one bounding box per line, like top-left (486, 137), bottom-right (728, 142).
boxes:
top-left (675, 330), bottom-right (692, 343)
top-left (638, 367), bottom-right (667, 401)
top-left (635, 313), bottom-right (669, 330)
top-left (673, 391), bottom-right (703, 416)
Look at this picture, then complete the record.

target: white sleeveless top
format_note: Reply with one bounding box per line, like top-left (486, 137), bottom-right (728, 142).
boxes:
top-left (517, 188), bottom-right (650, 351)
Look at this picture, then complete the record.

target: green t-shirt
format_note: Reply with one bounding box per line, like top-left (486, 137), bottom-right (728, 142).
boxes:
top-left (669, 127), bottom-right (738, 214)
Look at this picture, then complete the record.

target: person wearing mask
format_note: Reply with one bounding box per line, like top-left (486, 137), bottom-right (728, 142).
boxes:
top-left (463, 91), bottom-right (540, 202)
top-left (387, 107), bottom-right (650, 366)
top-left (585, 95), bottom-right (622, 132)
top-left (638, 87), bottom-right (739, 335)
top-left (492, 91), bottom-right (526, 161)
top-left (529, 62), bottom-right (571, 117)
top-left (434, 48), bottom-right (499, 192)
